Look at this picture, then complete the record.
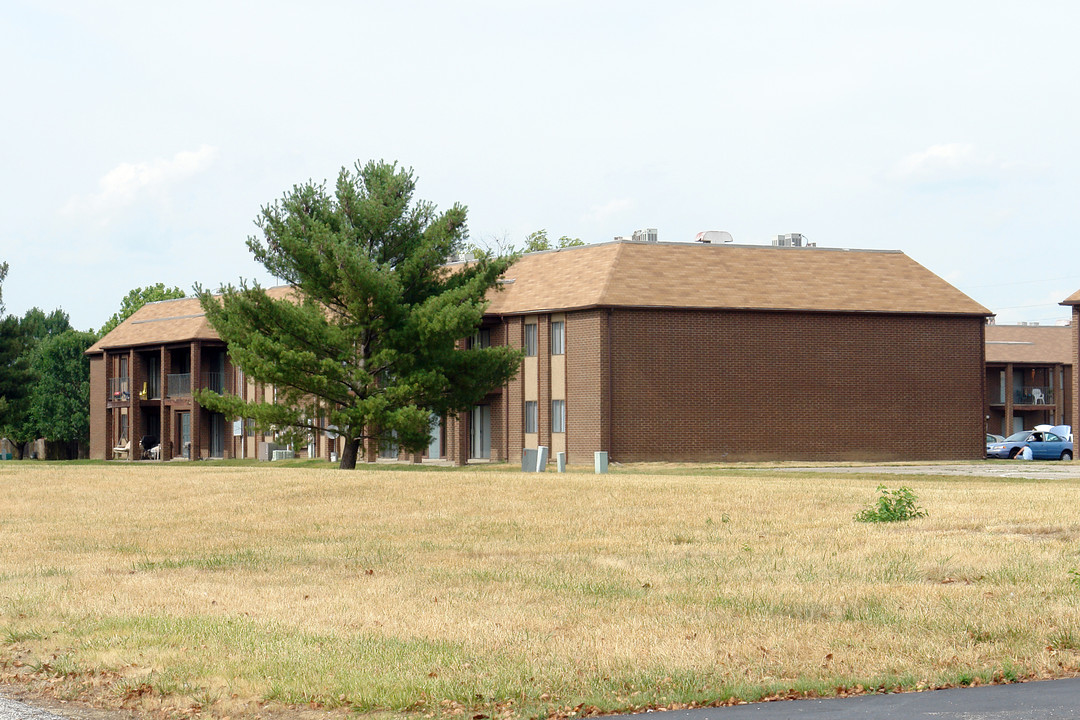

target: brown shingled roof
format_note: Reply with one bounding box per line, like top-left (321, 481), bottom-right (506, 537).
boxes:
top-left (86, 286), bottom-right (295, 354)
top-left (985, 324), bottom-right (1073, 365)
top-left (484, 241), bottom-right (991, 316)
top-left (1062, 288), bottom-right (1080, 305)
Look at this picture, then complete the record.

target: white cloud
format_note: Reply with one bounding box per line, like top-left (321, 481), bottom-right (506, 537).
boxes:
top-left (892, 143), bottom-right (1007, 185)
top-left (62, 145), bottom-right (219, 219)
top-left (583, 197), bottom-right (633, 223)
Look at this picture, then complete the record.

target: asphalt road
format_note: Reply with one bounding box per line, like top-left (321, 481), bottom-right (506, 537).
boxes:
top-left (6, 678), bottom-right (1080, 720)
top-left (0, 696), bottom-right (67, 720)
top-left (612, 677), bottom-right (1080, 719)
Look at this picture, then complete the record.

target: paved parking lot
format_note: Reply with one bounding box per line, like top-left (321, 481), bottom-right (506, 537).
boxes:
top-left (775, 461), bottom-right (1080, 481)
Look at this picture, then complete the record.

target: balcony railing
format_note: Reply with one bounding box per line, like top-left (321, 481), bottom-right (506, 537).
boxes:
top-left (167, 373), bottom-right (192, 397)
top-left (109, 377), bottom-right (131, 402)
top-left (988, 386), bottom-right (1055, 405)
top-left (1017, 386), bottom-right (1054, 405)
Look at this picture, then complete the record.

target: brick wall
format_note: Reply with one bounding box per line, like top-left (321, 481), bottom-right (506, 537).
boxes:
top-left (88, 355), bottom-right (105, 459)
top-left (565, 309), bottom-right (606, 462)
top-left (1074, 306), bottom-right (1079, 452)
top-left (604, 308), bottom-right (987, 461)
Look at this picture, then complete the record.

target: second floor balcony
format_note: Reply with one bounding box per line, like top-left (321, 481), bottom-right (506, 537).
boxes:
top-left (109, 377), bottom-right (131, 402)
top-left (167, 373), bottom-right (191, 398)
top-left (988, 385), bottom-right (1055, 406)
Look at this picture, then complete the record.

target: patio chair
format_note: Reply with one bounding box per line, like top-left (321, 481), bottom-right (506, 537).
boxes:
top-left (1032, 388), bottom-right (1045, 404)
top-left (112, 438), bottom-right (130, 460)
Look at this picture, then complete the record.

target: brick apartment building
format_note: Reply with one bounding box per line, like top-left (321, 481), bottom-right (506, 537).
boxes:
top-left (442, 240), bottom-right (991, 464)
top-left (88, 240), bottom-right (992, 464)
top-left (86, 287), bottom-right (312, 462)
top-left (984, 323), bottom-right (1073, 437)
top-left (1063, 290), bottom-right (1080, 438)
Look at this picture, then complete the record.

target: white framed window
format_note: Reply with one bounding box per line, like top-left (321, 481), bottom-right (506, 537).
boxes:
top-left (524, 401), bottom-right (538, 434)
top-left (524, 323), bottom-right (538, 356)
top-left (552, 400), bottom-right (565, 433)
top-left (551, 321), bottom-right (565, 355)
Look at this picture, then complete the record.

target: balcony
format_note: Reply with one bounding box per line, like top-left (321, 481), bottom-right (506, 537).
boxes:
top-left (109, 377), bottom-right (131, 402)
top-left (201, 371), bottom-right (227, 395)
top-left (988, 386), bottom-right (1055, 405)
top-left (167, 373), bottom-right (192, 398)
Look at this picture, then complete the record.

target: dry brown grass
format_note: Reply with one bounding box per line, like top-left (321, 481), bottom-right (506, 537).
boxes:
top-left (1, 462), bottom-right (1079, 719)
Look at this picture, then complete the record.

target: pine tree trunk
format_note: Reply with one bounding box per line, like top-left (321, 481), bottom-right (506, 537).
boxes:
top-left (339, 437), bottom-right (361, 469)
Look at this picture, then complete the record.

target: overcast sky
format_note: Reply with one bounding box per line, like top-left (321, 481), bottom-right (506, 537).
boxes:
top-left (3, 0), bottom-right (1079, 331)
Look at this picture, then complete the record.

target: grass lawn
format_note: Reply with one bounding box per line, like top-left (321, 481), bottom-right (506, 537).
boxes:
top-left (1, 461), bottom-right (1079, 719)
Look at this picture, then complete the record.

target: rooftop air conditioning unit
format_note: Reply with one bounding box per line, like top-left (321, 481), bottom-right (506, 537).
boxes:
top-left (772, 233), bottom-right (804, 247)
top-left (631, 228), bottom-right (658, 243)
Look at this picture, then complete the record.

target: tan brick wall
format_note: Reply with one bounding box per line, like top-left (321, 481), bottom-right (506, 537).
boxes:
top-left (603, 308), bottom-right (987, 462)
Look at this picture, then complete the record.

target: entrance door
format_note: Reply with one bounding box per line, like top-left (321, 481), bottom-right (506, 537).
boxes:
top-left (427, 414), bottom-right (442, 458)
top-left (470, 405), bottom-right (490, 459)
top-left (209, 413), bottom-right (224, 458)
top-left (179, 412), bottom-right (191, 459)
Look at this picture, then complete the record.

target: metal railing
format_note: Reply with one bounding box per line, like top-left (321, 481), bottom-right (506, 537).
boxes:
top-left (990, 386), bottom-right (1055, 405)
top-left (167, 373), bottom-right (192, 397)
top-left (109, 377), bottom-right (131, 402)
top-left (1017, 386), bottom-right (1054, 405)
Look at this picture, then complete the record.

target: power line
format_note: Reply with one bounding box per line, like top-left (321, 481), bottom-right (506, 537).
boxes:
top-left (965, 274), bottom-right (1080, 290)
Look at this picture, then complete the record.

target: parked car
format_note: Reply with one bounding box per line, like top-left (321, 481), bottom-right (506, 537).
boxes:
top-left (986, 430), bottom-right (1074, 460)
top-left (986, 433), bottom-right (1004, 444)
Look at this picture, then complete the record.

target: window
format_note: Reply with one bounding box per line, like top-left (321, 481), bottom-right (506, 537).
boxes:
top-left (468, 328), bottom-right (490, 349)
top-left (524, 323), bottom-right (537, 356)
top-left (552, 400), bottom-right (566, 433)
top-left (524, 401), bottom-right (538, 433)
top-left (551, 321), bottom-right (565, 355)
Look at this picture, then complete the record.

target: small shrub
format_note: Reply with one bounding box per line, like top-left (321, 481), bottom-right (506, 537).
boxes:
top-left (855, 485), bottom-right (927, 523)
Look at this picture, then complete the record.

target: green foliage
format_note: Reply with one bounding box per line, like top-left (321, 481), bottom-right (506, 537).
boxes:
top-left (197, 160), bottom-right (522, 469)
top-left (0, 263), bottom-right (93, 452)
top-left (0, 263), bottom-right (34, 438)
top-left (1, 304), bottom-right (81, 450)
top-left (854, 485), bottom-right (927, 523)
top-left (24, 330), bottom-right (96, 443)
top-left (99, 283), bottom-right (186, 336)
top-left (522, 229), bottom-right (585, 253)
top-left (20, 307), bottom-right (72, 342)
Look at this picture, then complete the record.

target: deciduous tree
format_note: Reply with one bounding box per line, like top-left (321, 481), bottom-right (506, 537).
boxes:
top-left (24, 330), bottom-right (96, 447)
top-left (196, 160), bottom-right (521, 469)
top-left (99, 283), bottom-right (186, 336)
top-left (0, 264), bottom-right (31, 440)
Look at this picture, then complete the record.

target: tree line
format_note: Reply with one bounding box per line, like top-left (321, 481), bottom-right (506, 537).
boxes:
top-left (2, 159), bottom-right (582, 465)
top-left (0, 274), bottom-right (184, 459)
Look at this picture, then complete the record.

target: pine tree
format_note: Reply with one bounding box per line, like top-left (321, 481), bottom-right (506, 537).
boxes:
top-left (196, 160), bottom-right (521, 469)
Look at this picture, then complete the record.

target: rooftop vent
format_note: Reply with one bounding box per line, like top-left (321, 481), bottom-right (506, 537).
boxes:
top-left (695, 230), bottom-right (734, 244)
